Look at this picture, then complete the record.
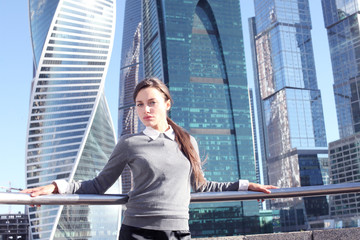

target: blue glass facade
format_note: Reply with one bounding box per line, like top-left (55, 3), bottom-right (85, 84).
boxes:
top-left (322, 0), bottom-right (360, 138)
top-left (143, 0), bottom-right (164, 80)
top-left (322, 0), bottom-right (360, 226)
top-left (27, 0), bottom-right (120, 239)
top-left (251, 0), bottom-right (328, 231)
top-left (144, 0), bottom-right (259, 237)
top-left (29, 0), bottom-right (60, 68)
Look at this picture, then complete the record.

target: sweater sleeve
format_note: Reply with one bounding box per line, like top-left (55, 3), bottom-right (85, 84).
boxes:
top-left (190, 136), bottom-right (249, 193)
top-left (53, 135), bottom-right (130, 194)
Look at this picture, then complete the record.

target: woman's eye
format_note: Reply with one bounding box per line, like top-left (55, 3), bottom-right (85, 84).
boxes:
top-left (136, 103), bottom-right (143, 107)
top-left (150, 101), bottom-right (156, 105)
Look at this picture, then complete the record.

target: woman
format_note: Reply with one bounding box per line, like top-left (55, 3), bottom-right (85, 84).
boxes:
top-left (22, 77), bottom-right (277, 239)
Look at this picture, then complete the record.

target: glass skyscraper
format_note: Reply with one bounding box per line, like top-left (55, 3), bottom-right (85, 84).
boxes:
top-left (26, 0), bottom-right (120, 239)
top-left (119, 0), bottom-right (259, 237)
top-left (250, 0), bottom-right (329, 231)
top-left (118, 0), bottom-right (144, 194)
top-left (322, 0), bottom-right (360, 227)
top-left (249, 88), bottom-right (261, 189)
top-left (322, 0), bottom-right (360, 138)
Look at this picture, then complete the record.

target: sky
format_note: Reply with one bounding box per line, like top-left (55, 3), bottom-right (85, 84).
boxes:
top-left (0, 1), bottom-right (338, 214)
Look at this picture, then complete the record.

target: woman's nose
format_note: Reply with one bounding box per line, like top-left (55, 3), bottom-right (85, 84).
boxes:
top-left (145, 105), bottom-right (151, 113)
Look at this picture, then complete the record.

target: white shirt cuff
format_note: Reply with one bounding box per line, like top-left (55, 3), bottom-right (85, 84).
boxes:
top-left (52, 179), bottom-right (69, 194)
top-left (238, 180), bottom-right (249, 191)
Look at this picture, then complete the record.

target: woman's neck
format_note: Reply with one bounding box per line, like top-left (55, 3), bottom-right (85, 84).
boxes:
top-left (150, 124), bottom-right (169, 133)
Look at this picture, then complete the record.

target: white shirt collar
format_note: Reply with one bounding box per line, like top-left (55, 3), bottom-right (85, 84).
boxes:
top-left (143, 126), bottom-right (175, 141)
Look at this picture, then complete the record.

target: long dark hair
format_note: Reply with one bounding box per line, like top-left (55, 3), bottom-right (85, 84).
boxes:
top-left (133, 77), bottom-right (206, 189)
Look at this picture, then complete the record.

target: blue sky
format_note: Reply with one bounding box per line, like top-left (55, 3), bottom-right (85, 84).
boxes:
top-left (0, 1), bottom-right (338, 214)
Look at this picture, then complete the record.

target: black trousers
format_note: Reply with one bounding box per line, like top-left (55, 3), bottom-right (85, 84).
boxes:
top-left (119, 224), bottom-right (191, 240)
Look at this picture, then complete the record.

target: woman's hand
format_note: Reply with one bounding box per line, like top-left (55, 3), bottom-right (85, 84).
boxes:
top-left (20, 183), bottom-right (58, 197)
top-left (248, 182), bottom-right (278, 194)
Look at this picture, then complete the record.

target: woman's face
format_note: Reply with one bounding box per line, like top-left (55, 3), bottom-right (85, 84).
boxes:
top-left (135, 87), bottom-right (171, 132)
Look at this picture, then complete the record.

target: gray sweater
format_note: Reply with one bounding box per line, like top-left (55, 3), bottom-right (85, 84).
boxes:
top-left (54, 128), bottom-right (248, 231)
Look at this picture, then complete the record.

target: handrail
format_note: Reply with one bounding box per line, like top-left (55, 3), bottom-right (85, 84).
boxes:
top-left (1, 183), bottom-right (360, 205)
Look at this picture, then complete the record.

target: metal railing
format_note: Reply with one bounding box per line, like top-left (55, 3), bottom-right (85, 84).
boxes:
top-left (1, 182), bottom-right (360, 205)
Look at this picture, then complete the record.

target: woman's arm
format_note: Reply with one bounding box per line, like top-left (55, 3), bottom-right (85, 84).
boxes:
top-left (190, 136), bottom-right (278, 193)
top-left (195, 179), bottom-right (246, 192)
top-left (195, 180), bottom-right (278, 193)
top-left (21, 135), bottom-right (130, 196)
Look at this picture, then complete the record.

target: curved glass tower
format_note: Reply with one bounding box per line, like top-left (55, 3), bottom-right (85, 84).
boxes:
top-left (162, 1), bottom-right (258, 236)
top-left (119, 0), bottom-right (259, 237)
top-left (26, 0), bottom-right (120, 239)
top-left (251, 0), bottom-right (328, 232)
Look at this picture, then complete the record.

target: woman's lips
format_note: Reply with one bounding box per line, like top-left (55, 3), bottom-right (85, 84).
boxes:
top-left (143, 116), bottom-right (153, 121)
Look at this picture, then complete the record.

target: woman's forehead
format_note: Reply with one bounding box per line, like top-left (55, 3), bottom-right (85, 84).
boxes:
top-left (136, 87), bottom-right (165, 100)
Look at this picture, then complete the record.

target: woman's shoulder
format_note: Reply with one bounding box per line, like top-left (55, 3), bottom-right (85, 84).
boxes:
top-left (119, 132), bottom-right (145, 141)
top-left (113, 132), bottom-right (146, 153)
top-left (117, 132), bottom-right (148, 145)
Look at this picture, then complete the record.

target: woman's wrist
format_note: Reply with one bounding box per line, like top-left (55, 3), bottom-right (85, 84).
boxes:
top-left (51, 182), bottom-right (59, 194)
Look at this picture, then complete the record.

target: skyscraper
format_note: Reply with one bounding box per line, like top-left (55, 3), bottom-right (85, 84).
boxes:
top-left (248, 88), bottom-right (261, 189)
top-left (322, 0), bottom-right (360, 227)
top-left (118, 0), bottom-right (145, 194)
top-left (26, 1), bottom-right (120, 239)
top-left (328, 133), bottom-right (360, 227)
top-left (118, 0), bottom-right (144, 137)
top-left (0, 213), bottom-right (29, 239)
top-left (322, 0), bottom-right (360, 139)
top-left (250, 0), bottom-right (329, 231)
top-left (249, 16), bottom-right (270, 188)
top-left (249, 88), bottom-right (264, 211)
top-left (119, 0), bottom-right (259, 237)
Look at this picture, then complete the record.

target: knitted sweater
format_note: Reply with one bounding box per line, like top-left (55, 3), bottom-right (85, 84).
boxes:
top-left (54, 127), bottom-right (249, 231)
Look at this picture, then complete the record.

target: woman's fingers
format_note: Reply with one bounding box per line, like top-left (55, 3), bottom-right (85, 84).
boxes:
top-left (20, 184), bottom-right (56, 197)
top-left (247, 183), bottom-right (279, 202)
top-left (261, 185), bottom-right (279, 194)
top-left (19, 184), bottom-right (57, 208)
top-left (248, 182), bottom-right (279, 194)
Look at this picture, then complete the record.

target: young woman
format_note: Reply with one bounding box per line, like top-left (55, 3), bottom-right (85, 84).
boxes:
top-left (22, 77), bottom-right (277, 239)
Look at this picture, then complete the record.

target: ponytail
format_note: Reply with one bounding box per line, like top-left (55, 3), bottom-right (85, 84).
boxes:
top-left (167, 117), bottom-right (207, 189)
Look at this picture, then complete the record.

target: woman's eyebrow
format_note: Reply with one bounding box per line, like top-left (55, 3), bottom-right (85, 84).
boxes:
top-left (136, 98), bottom-right (156, 103)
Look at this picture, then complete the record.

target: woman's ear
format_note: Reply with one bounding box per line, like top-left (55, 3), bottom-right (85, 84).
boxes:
top-left (166, 99), bottom-right (171, 111)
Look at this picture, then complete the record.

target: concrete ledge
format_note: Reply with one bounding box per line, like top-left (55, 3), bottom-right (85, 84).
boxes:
top-left (197, 231), bottom-right (311, 240)
top-left (312, 227), bottom-right (360, 240)
top-left (197, 227), bottom-right (360, 240)
top-left (245, 231), bottom-right (312, 240)
top-left (197, 236), bottom-right (245, 240)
